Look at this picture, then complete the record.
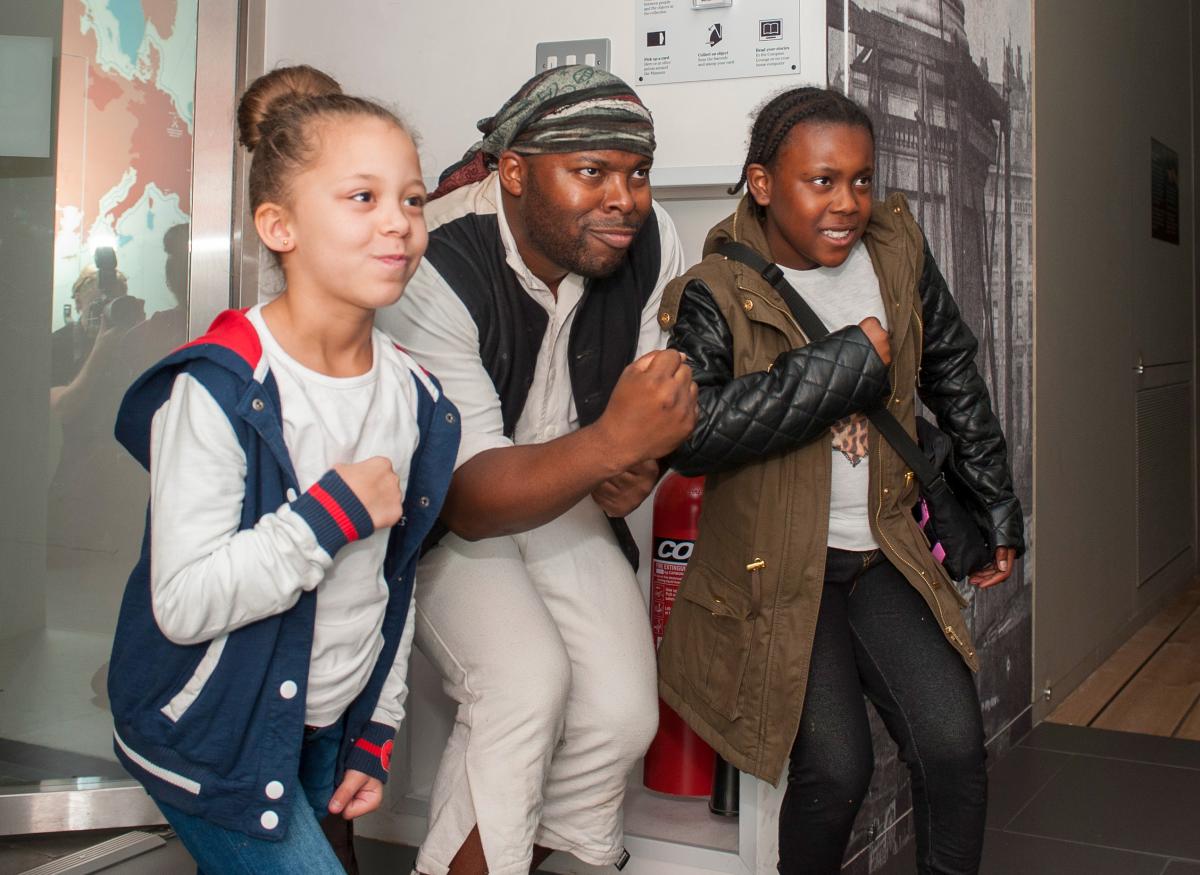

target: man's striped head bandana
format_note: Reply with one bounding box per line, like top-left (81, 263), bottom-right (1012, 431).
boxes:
top-left (431, 65), bottom-right (655, 199)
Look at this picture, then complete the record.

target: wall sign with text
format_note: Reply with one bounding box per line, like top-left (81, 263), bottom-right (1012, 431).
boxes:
top-left (635, 0), bottom-right (799, 86)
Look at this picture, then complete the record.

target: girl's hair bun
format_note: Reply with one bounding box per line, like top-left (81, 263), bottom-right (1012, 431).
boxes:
top-left (237, 65), bottom-right (343, 151)
top-left (236, 64), bottom-right (406, 215)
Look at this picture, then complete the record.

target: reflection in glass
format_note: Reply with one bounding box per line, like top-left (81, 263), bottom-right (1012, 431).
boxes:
top-left (0, 0), bottom-right (197, 790)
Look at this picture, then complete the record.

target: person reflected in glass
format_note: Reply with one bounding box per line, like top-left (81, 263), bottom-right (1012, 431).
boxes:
top-left (119, 222), bottom-right (190, 380)
top-left (50, 253), bottom-right (142, 411)
top-left (47, 252), bottom-right (146, 567)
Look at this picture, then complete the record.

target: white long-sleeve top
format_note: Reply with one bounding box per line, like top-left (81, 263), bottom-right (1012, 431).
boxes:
top-left (148, 305), bottom-right (421, 729)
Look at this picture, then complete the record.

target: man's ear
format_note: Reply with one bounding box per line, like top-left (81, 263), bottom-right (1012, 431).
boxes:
top-left (497, 151), bottom-right (528, 198)
top-left (255, 202), bottom-right (295, 254)
top-left (745, 163), bottom-right (772, 209)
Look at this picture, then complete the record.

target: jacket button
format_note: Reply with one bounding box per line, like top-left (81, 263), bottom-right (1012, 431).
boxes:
top-left (658, 311), bottom-right (672, 328)
top-left (445, 412), bottom-right (456, 424)
top-left (251, 398), bottom-right (265, 412)
top-left (743, 299), bottom-right (754, 311)
top-left (286, 488), bottom-right (297, 502)
top-left (419, 496), bottom-right (430, 508)
top-left (260, 810), bottom-right (279, 830)
top-left (265, 781), bottom-right (284, 800)
top-left (279, 680), bottom-right (297, 699)
top-left (893, 205), bottom-right (902, 214)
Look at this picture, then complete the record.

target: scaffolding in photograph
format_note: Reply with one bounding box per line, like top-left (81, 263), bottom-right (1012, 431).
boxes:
top-left (829, 0), bottom-right (1028, 448)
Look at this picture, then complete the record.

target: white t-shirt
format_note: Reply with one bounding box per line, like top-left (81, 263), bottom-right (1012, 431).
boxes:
top-left (246, 306), bottom-right (420, 726)
top-left (780, 243), bottom-right (887, 551)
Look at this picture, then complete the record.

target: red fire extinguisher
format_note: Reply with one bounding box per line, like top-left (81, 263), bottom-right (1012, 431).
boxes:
top-left (643, 472), bottom-right (715, 797)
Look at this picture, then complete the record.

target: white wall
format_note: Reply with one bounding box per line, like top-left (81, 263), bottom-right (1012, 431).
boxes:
top-left (260, 0), bottom-right (814, 353)
top-left (263, 0), bottom-right (824, 188)
top-left (659, 193), bottom-right (740, 265)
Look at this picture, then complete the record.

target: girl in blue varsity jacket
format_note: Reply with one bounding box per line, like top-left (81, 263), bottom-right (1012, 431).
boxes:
top-left (108, 66), bottom-right (458, 874)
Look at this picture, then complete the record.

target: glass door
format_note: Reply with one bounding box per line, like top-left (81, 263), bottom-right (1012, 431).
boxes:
top-left (0, 0), bottom-right (238, 834)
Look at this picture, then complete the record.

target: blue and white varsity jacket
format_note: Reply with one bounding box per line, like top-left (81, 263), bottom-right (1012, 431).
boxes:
top-left (107, 309), bottom-right (459, 839)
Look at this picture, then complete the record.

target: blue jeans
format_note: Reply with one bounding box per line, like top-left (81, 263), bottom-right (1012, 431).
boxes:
top-left (158, 721), bottom-right (347, 874)
top-left (778, 548), bottom-right (987, 875)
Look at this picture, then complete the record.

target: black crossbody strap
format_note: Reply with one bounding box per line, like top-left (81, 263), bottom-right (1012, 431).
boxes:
top-left (865, 408), bottom-right (943, 489)
top-left (716, 241), bottom-right (943, 490)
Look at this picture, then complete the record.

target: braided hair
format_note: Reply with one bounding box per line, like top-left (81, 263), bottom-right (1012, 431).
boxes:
top-left (729, 87), bottom-right (875, 206)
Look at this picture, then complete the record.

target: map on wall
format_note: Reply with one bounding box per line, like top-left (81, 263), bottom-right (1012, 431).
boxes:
top-left (52, 0), bottom-right (197, 330)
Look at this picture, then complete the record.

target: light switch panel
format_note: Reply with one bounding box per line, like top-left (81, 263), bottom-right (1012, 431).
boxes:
top-left (535, 38), bottom-right (611, 73)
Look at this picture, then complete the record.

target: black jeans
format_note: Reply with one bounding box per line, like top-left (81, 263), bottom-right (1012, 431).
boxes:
top-left (778, 548), bottom-right (987, 875)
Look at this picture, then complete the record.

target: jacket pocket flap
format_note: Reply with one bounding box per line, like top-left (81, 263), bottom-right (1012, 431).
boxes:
top-left (671, 566), bottom-right (757, 722)
top-left (678, 571), bottom-right (753, 620)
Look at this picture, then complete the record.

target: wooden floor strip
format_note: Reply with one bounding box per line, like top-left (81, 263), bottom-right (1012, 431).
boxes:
top-left (1177, 698), bottom-right (1200, 741)
top-left (1047, 585), bottom-right (1200, 726)
top-left (1170, 603), bottom-right (1200, 645)
top-left (1091, 640), bottom-right (1200, 735)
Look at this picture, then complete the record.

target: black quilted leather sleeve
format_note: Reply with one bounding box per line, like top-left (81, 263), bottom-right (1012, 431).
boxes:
top-left (916, 240), bottom-right (1026, 554)
top-left (667, 279), bottom-right (890, 476)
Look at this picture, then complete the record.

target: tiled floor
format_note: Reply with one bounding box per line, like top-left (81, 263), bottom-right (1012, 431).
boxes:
top-left (876, 722), bottom-right (1200, 875)
top-left (3, 723), bottom-right (1199, 873)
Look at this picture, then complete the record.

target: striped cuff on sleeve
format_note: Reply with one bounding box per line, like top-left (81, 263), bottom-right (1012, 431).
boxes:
top-left (290, 470), bottom-right (375, 557)
top-left (344, 721), bottom-right (396, 783)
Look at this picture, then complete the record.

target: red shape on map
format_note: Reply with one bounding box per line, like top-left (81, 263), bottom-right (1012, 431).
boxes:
top-left (145, 1), bottom-right (179, 41)
top-left (88, 69), bottom-right (123, 111)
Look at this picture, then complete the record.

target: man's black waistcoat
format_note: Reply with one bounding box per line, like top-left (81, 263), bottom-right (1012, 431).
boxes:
top-left (423, 210), bottom-right (662, 569)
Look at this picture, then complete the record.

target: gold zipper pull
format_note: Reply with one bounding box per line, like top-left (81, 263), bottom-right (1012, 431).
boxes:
top-left (746, 558), bottom-right (766, 573)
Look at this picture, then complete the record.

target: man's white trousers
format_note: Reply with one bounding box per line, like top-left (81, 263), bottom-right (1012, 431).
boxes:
top-left (413, 498), bottom-right (659, 875)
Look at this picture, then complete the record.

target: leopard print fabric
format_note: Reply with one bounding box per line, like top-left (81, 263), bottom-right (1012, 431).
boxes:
top-left (831, 414), bottom-right (869, 466)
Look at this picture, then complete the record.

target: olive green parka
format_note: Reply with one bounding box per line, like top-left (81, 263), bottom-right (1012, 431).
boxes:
top-left (656, 193), bottom-right (1023, 783)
